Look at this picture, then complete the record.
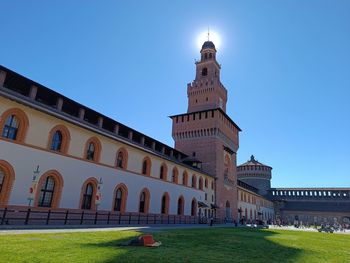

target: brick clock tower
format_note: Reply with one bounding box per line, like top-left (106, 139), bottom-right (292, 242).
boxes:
top-left (170, 40), bottom-right (241, 221)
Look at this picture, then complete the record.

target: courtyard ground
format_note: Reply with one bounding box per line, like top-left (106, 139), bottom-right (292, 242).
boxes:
top-left (0, 227), bottom-right (349, 263)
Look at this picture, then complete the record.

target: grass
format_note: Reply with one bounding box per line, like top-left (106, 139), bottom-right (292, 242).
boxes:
top-left (0, 228), bottom-right (349, 263)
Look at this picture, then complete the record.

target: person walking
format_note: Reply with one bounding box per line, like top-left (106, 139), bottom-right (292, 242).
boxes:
top-left (210, 216), bottom-right (214, 227)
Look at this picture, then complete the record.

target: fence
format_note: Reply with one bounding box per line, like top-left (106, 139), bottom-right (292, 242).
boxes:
top-left (0, 207), bottom-right (202, 227)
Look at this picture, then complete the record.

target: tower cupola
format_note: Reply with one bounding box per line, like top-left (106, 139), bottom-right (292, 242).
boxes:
top-left (187, 40), bottom-right (227, 113)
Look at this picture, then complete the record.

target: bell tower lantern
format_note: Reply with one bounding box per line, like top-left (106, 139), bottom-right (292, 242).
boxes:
top-left (188, 41), bottom-right (227, 113)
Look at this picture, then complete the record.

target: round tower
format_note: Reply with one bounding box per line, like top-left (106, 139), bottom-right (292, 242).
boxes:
top-left (237, 155), bottom-right (272, 196)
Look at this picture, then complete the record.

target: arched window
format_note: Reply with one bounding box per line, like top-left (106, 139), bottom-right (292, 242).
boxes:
top-left (84, 137), bottom-right (101, 162)
top-left (81, 183), bottom-right (94, 210)
top-left (161, 193), bottom-right (169, 215)
top-left (205, 178), bottom-right (208, 188)
top-left (116, 148), bottom-right (128, 169)
top-left (191, 175), bottom-right (197, 188)
top-left (0, 108), bottom-right (29, 142)
top-left (114, 184), bottom-right (128, 213)
top-left (38, 176), bottom-right (55, 207)
top-left (0, 161), bottom-right (15, 206)
top-left (34, 170), bottom-right (63, 209)
top-left (139, 189), bottom-right (150, 213)
top-left (177, 196), bottom-right (184, 215)
top-left (182, 171), bottom-right (188, 186)
top-left (211, 180), bottom-right (214, 190)
top-left (159, 163), bottom-right (167, 181)
top-left (2, 115), bottom-right (19, 140)
top-left (199, 177), bottom-right (203, 190)
top-left (202, 67), bottom-right (208, 76)
top-left (142, 157), bottom-right (151, 176)
top-left (172, 167), bottom-right (178, 183)
top-left (79, 178), bottom-right (98, 210)
top-left (47, 125), bottom-right (70, 153)
top-left (191, 198), bottom-right (197, 216)
top-left (50, 131), bottom-right (62, 151)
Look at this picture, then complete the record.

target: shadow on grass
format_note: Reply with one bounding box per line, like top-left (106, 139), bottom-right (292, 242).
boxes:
top-left (83, 228), bottom-right (303, 263)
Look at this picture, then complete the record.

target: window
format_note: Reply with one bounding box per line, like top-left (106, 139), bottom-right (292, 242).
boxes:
top-left (116, 148), bottom-right (128, 169)
top-left (38, 176), bottom-right (55, 207)
top-left (114, 189), bottom-right (123, 212)
top-left (139, 192), bottom-right (146, 213)
top-left (191, 175), bottom-right (197, 188)
top-left (161, 193), bottom-right (169, 215)
top-left (0, 108), bottom-right (29, 142)
top-left (159, 163), bottom-right (167, 181)
top-left (139, 189), bottom-right (150, 213)
top-left (2, 115), bottom-right (19, 140)
top-left (116, 151), bottom-right (124, 168)
top-left (172, 168), bottom-right (178, 183)
top-left (202, 68), bottom-right (208, 76)
top-left (182, 171), bottom-right (188, 186)
top-left (81, 183), bottom-right (94, 210)
top-left (177, 196), bottom-right (184, 215)
top-left (142, 161), bottom-right (147, 174)
top-left (191, 198), bottom-right (197, 216)
top-left (211, 180), bottom-right (214, 190)
top-left (50, 131), bottom-right (62, 151)
top-left (205, 178), bottom-right (208, 188)
top-left (142, 157), bottom-right (151, 176)
top-left (84, 137), bottom-right (101, 162)
top-left (35, 170), bottom-right (63, 209)
top-left (199, 177), bottom-right (203, 190)
top-left (86, 143), bottom-right (95, 160)
top-left (47, 125), bottom-right (70, 153)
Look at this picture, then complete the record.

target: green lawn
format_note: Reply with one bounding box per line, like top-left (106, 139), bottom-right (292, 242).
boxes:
top-left (0, 228), bottom-right (349, 263)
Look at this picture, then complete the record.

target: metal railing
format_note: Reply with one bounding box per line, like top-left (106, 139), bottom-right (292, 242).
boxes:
top-left (0, 207), bottom-right (200, 226)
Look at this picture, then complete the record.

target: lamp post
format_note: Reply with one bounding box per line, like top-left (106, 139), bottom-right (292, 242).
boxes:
top-left (27, 165), bottom-right (40, 206)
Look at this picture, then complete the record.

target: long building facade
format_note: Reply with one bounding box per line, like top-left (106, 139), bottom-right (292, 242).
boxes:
top-left (0, 64), bottom-right (216, 220)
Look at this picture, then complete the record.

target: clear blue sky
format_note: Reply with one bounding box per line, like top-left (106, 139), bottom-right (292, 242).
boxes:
top-left (1, 1), bottom-right (349, 187)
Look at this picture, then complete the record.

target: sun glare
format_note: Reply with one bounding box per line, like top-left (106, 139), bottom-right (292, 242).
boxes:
top-left (196, 30), bottom-right (221, 50)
